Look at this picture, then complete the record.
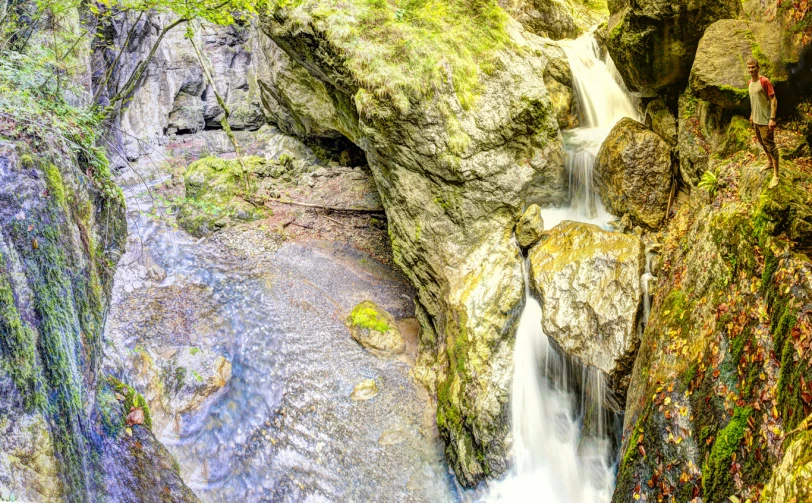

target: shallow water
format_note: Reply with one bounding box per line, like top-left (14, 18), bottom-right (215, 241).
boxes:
top-left (106, 188), bottom-right (459, 503)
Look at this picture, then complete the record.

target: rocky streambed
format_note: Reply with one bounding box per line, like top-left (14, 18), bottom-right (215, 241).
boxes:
top-left (103, 166), bottom-right (459, 501)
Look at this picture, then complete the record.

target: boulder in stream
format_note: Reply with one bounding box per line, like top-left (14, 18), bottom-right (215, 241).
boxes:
top-left (595, 118), bottom-right (673, 230)
top-left (528, 221), bottom-right (644, 396)
top-left (346, 301), bottom-right (406, 356)
top-left (164, 347), bottom-right (232, 415)
top-left (350, 379), bottom-right (380, 401)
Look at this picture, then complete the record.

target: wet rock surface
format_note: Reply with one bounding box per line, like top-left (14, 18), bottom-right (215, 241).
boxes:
top-left (595, 118), bottom-right (673, 229)
top-left (105, 173), bottom-right (457, 502)
top-left (528, 221), bottom-right (644, 396)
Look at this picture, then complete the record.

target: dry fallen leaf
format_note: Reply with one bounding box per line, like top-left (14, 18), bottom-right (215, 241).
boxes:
top-left (126, 406), bottom-right (145, 427)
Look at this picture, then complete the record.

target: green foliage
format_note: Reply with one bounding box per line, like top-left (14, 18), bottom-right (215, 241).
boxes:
top-left (348, 301), bottom-right (391, 333)
top-left (270, 0), bottom-right (512, 114)
top-left (698, 170), bottom-right (719, 198)
top-left (108, 376), bottom-right (153, 430)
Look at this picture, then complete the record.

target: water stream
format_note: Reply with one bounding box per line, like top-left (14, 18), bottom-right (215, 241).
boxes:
top-left (488, 32), bottom-right (638, 502)
top-left (106, 187), bottom-right (458, 502)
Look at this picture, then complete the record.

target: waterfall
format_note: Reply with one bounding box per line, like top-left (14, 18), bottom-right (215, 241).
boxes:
top-left (553, 33), bottom-right (638, 226)
top-left (487, 32), bottom-right (638, 502)
top-left (486, 266), bottom-right (615, 502)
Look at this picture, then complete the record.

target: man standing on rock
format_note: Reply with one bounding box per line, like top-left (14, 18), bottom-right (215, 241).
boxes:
top-left (747, 57), bottom-right (780, 188)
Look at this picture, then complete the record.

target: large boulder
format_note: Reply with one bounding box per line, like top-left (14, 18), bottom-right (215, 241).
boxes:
top-left (605, 0), bottom-right (742, 96)
top-left (528, 221), bottom-right (644, 395)
top-left (259, 5), bottom-right (566, 486)
top-left (689, 20), bottom-right (787, 110)
top-left (595, 118), bottom-right (673, 229)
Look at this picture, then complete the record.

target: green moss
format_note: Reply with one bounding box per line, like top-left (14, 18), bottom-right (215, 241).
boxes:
top-left (348, 301), bottom-right (392, 333)
top-left (703, 406), bottom-right (752, 501)
top-left (271, 0), bottom-right (512, 114)
top-left (107, 376), bottom-right (153, 431)
top-left (0, 253), bottom-right (45, 410)
top-left (42, 162), bottom-right (67, 211)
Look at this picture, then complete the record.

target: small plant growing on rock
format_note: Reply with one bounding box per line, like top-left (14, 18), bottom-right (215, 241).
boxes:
top-left (698, 170), bottom-right (719, 199)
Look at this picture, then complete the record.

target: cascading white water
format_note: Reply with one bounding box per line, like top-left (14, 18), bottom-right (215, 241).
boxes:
top-left (487, 32), bottom-right (638, 502)
top-left (546, 33), bottom-right (639, 228)
top-left (487, 266), bottom-right (615, 502)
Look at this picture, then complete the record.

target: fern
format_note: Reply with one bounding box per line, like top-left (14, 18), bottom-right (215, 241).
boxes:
top-left (698, 170), bottom-right (719, 198)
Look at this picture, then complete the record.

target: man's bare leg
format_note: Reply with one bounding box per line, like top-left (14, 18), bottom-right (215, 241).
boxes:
top-left (769, 154), bottom-right (779, 188)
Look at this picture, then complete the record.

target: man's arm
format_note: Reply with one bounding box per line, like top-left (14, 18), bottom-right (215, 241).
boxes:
top-left (770, 95), bottom-right (778, 129)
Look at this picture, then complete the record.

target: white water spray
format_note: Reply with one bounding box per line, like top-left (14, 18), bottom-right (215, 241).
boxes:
top-left (555, 33), bottom-right (638, 226)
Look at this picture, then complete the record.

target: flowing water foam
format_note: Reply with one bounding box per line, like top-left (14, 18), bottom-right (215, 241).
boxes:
top-left (487, 32), bottom-right (638, 502)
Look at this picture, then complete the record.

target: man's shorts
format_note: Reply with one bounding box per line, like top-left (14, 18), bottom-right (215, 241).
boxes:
top-left (754, 124), bottom-right (778, 159)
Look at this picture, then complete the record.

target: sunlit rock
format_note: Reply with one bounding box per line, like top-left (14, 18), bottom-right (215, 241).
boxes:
top-left (605, 0), bottom-right (742, 96)
top-left (528, 221), bottom-right (644, 394)
top-left (689, 20), bottom-right (787, 110)
top-left (350, 379), bottom-right (380, 401)
top-left (516, 204), bottom-right (545, 248)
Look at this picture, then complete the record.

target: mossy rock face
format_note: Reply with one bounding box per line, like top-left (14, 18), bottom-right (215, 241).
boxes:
top-left (717, 115), bottom-right (763, 158)
top-left (179, 155), bottom-right (270, 236)
top-left (689, 20), bottom-right (787, 110)
top-left (644, 98), bottom-right (677, 147)
top-left (346, 301), bottom-right (405, 356)
top-left (613, 154), bottom-right (812, 503)
top-left (0, 136), bottom-right (127, 502)
top-left (605, 0), bottom-right (742, 96)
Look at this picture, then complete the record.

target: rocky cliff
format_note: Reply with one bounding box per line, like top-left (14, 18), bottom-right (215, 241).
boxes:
top-left (0, 14), bottom-right (197, 502)
top-left (253, 0), bottom-right (572, 484)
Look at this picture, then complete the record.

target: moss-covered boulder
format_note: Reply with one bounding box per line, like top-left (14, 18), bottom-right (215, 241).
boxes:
top-left (178, 155), bottom-right (269, 236)
top-left (613, 154), bottom-right (812, 503)
top-left (689, 20), bottom-right (787, 110)
top-left (595, 118), bottom-right (673, 229)
top-left (346, 301), bottom-right (405, 356)
top-left (515, 204), bottom-right (545, 248)
top-left (528, 221), bottom-right (644, 398)
top-left (605, 0), bottom-right (742, 96)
